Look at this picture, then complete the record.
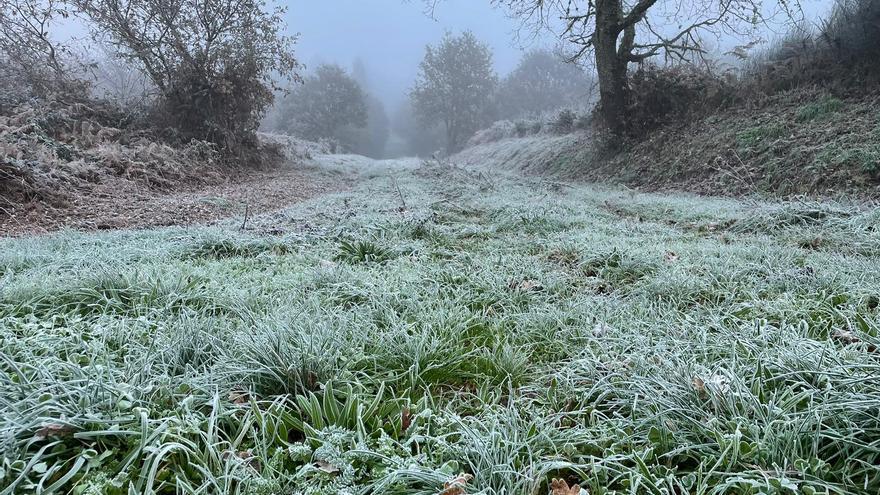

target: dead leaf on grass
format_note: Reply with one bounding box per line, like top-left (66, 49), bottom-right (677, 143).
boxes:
top-left (315, 460), bottom-right (340, 474)
top-left (832, 329), bottom-right (860, 345)
top-left (34, 423), bottom-right (76, 440)
top-left (401, 407), bottom-right (412, 433)
top-left (440, 473), bottom-right (473, 495)
top-left (551, 478), bottom-right (583, 495)
top-left (510, 279), bottom-right (544, 292)
top-left (229, 388), bottom-right (249, 405)
top-left (221, 450), bottom-right (261, 472)
top-left (692, 376), bottom-right (706, 394)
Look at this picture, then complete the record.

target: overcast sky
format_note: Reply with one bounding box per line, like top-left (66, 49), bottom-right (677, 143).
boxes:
top-left (284, 0), bottom-right (549, 110)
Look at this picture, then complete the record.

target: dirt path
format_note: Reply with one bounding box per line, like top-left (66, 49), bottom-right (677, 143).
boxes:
top-left (0, 159), bottom-right (356, 237)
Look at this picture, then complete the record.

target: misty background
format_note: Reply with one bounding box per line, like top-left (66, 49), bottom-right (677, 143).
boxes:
top-left (284, 0), bottom-right (833, 108)
top-left (47, 0), bottom-right (840, 161)
top-left (286, 0), bottom-right (542, 110)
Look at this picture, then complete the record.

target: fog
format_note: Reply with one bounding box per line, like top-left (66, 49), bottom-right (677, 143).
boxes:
top-left (285, 0), bottom-right (549, 110)
top-left (284, 0), bottom-right (836, 112)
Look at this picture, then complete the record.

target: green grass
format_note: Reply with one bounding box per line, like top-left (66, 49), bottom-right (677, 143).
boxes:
top-left (736, 123), bottom-right (788, 149)
top-left (796, 96), bottom-right (845, 122)
top-left (815, 144), bottom-right (880, 176)
top-left (2, 160), bottom-right (880, 494)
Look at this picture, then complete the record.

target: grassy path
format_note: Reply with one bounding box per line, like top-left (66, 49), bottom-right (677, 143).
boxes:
top-left (2, 157), bottom-right (880, 494)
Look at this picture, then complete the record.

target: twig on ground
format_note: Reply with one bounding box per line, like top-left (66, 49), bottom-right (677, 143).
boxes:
top-left (391, 176), bottom-right (407, 212)
top-left (240, 202), bottom-right (250, 231)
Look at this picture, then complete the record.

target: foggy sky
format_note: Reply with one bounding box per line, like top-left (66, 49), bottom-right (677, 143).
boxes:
top-left (284, 0), bottom-right (547, 110)
top-left (56, 0), bottom-right (836, 112)
top-left (283, 0), bottom-right (835, 112)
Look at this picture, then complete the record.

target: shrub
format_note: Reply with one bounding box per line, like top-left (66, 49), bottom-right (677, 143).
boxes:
top-left (625, 65), bottom-right (735, 136)
top-left (575, 113), bottom-right (592, 130)
top-left (745, 0), bottom-right (880, 92)
top-left (467, 120), bottom-right (517, 147)
top-left (530, 121), bottom-right (543, 135)
top-left (74, 0), bottom-right (302, 156)
top-left (550, 109), bottom-right (576, 134)
top-left (0, 0), bottom-right (90, 100)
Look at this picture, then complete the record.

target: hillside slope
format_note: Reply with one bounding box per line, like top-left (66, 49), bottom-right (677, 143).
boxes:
top-left (457, 89), bottom-right (880, 198)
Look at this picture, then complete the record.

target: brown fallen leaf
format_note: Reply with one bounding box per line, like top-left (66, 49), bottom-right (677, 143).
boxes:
top-left (440, 473), bottom-right (473, 495)
top-left (315, 460), bottom-right (340, 474)
top-left (551, 478), bottom-right (582, 495)
top-left (510, 279), bottom-right (544, 292)
top-left (832, 329), bottom-right (860, 345)
top-left (229, 388), bottom-right (249, 405)
top-left (401, 407), bottom-right (412, 433)
top-left (35, 424), bottom-right (75, 440)
top-left (221, 450), bottom-right (261, 472)
top-left (693, 374), bottom-right (730, 395)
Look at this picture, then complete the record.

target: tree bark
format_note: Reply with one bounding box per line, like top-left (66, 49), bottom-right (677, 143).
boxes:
top-left (593, 0), bottom-right (630, 137)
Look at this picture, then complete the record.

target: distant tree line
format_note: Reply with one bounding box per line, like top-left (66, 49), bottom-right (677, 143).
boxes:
top-left (405, 33), bottom-right (593, 155)
top-left (265, 33), bottom-right (592, 158)
top-left (268, 62), bottom-right (389, 158)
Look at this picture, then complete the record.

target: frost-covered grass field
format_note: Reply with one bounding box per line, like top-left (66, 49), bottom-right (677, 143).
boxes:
top-left (2, 159), bottom-right (880, 494)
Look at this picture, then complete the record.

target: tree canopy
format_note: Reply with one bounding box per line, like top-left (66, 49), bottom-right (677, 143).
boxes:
top-left (497, 48), bottom-right (593, 119)
top-left (279, 64), bottom-right (368, 147)
top-left (410, 31), bottom-right (497, 154)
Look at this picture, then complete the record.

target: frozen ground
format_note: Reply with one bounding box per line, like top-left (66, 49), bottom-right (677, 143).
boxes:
top-left (2, 154), bottom-right (880, 494)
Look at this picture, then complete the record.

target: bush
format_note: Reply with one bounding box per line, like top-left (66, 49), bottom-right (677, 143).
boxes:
top-left (75, 0), bottom-right (301, 156)
top-left (820, 0), bottom-right (880, 70)
top-left (0, 0), bottom-right (91, 101)
top-left (550, 109), bottom-right (576, 134)
top-left (745, 0), bottom-right (880, 92)
top-left (625, 65), bottom-right (735, 136)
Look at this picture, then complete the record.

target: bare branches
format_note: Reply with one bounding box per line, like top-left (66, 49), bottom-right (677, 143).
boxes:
top-left (70, 0), bottom-right (302, 151)
top-left (0, 0), bottom-right (78, 94)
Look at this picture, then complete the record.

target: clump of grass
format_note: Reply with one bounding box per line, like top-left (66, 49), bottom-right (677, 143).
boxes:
top-left (731, 201), bottom-right (856, 233)
top-left (814, 144), bottom-right (880, 175)
top-left (335, 240), bottom-right (395, 264)
top-left (796, 95), bottom-right (845, 122)
top-left (580, 248), bottom-right (658, 292)
top-left (183, 238), bottom-right (295, 259)
top-left (736, 123), bottom-right (787, 149)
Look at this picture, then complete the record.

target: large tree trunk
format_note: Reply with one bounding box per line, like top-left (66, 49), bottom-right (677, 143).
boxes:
top-left (593, 0), bottom-right (630, 137)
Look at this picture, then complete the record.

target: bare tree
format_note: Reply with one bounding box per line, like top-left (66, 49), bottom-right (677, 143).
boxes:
top-left (73, 0), bottom-right (301, 152)
top-left (0, 0), bottom-right (78, 95)
top-left (493, 0), bottom-right (801, 136)
top-left (410, 31), bottom-right (497, 154)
